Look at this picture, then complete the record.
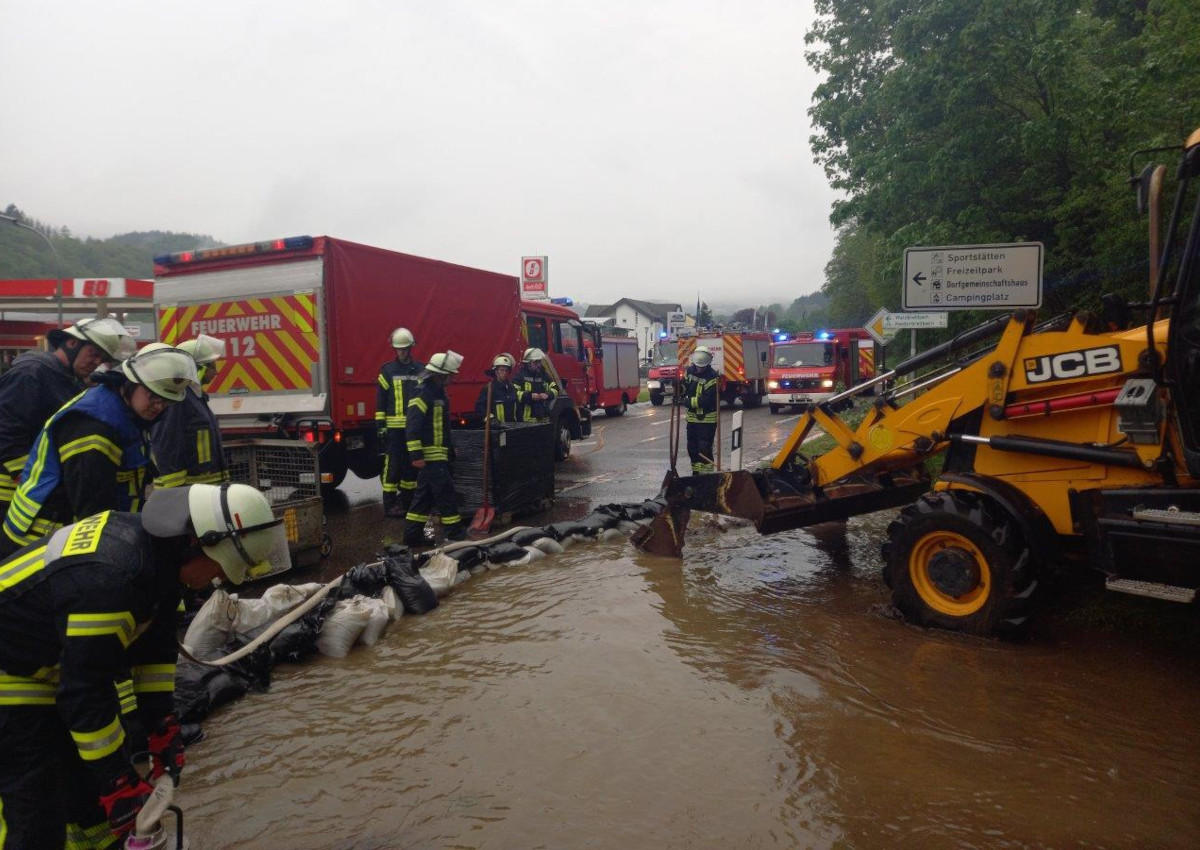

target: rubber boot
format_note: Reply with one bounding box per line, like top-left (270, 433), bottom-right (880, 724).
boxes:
top-left (443, 521), bottom-right (468, 543)
top-left (383, 492), bottom-right (405, 518)
top-left (397, 488), bottom-right (414, 517)
top-left (403, 519), bottom-right (429, 548)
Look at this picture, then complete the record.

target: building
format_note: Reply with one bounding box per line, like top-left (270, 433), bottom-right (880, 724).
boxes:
top-left (584, 298), bottom-right (682, 362)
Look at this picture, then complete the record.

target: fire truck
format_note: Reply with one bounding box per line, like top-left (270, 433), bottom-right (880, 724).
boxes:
top-left (582, 331), bottom-right (640, 416)
top-left (677, 332), bottom-right (771, 408)
top-left (153, 236), bottom-right (592, 488)
top-left (766, 329), bottom-right (877, 413)
top-left (646, 338), bottom-right (679, 406)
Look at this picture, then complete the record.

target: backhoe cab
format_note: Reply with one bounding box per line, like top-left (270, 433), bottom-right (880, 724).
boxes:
top-left (634, 127), bottom-right (1200, 636)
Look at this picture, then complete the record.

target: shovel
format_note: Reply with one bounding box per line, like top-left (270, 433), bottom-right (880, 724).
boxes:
top-left (470, 382), bottom-right (496, 535)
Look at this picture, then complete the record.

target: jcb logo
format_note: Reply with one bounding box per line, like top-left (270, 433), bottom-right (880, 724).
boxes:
top-left (1024, 346), bottom-right (1122, 384)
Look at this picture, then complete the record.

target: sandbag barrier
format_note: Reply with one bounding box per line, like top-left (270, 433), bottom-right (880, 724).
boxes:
top-left (174, 497), bottom-right (668, 724)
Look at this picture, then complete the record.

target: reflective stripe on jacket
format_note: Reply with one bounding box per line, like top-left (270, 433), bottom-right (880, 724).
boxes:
top-left (376, 358), bottom-right (425, 429)
top-left (405, 380), bottom-right (452, 462)
top-left (682, 365), bottom-right (719, 424)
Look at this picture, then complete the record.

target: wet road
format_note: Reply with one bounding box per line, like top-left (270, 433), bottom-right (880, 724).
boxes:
top-left (185, 403), bottom-right (1200, 848)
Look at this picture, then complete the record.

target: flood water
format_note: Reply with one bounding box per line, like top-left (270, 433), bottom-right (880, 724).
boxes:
top-left (183, 511), bottom-right (1200, 849)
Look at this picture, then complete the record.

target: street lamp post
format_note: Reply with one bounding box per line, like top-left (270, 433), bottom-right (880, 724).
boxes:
top-left (1, 213), bottom-right (65, 327)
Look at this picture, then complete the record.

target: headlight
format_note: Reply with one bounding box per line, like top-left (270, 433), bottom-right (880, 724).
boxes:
top-left (822, 379), bottom-right (835, 388)
top-left (767, 380), bottom-right (779, 390)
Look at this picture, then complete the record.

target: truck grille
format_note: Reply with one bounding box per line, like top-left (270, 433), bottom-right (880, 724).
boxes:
top-left (779, 379), bottom-right (823, 390)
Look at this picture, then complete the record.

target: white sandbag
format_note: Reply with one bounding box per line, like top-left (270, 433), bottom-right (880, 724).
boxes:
top-left (419, 553), bottom-right (459, 597)
top-left (183, 589), bottom-right (238, 658)
top-left (618, 521), bottom-right (641, 534)
top-left (469, 564), bottom-right (489, 576)
top-left (261, 584), bottom-right (311, 615)
top-left (453, 569), bottom-right (471, 587)
top-left (290, 582), bottom-right (326, 598)
top-left (600, 527), bottom-right (626, 542)
top-left (521, 546), bottom-right (546, 562)
top-left (233, 598), bottom-right (278, 634)
top-left (315, 597), bottom-right (373, 658)
top-left (568, 533), bottom-right (591, 545)
top-left (543, 536), bottom-right (572, 552)
top-left (357, 598), bottom-right (391, 646)
top-left (380, 586), bottom-right (402, 621)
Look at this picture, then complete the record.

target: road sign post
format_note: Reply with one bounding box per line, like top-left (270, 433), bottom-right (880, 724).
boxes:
top-left (903, 243), bottom-right (1043, 310)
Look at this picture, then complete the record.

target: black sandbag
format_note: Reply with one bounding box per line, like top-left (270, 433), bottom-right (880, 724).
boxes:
top-left (545, 520), bottom-right (588, 540)
top-left (591, 504), bottom-right (628, 520)
top-left (480, 541), bottom-right (527, 563)
top-left (338, 561), bottom-right (390, 599)
top-left (446, 545), bottom-right (485, 570)
top-left (511, 527), bottom-right (552, 546)
top-left (217, 635), bottom-right (274, 691)
top-left (239, 593), bottom-right (336, 664)
top-left (578, 513), bottom-right (619, 532)
top-left (385, 555), bottom-right (439, 615)
top-left (621, 503), bottom-right (653, 521)
top-left (174, 658), bottom-right (250, 724)
top-left (640, 499), bottom-right (666, 516)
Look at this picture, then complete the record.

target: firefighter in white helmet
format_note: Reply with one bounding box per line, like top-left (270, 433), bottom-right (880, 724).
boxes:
top-left (0, 317), bottom-right (136, 523)
top-left (682, 345), bottom-right (719, 474)
top-left (475, 353), bottom-right (520, 423)
top-left (377, 328), bottom-right (425, 517)
top-left (515, 348), bottom-right (558, 422)
top-left (150, 334), bottom-right (230, 488)
top-left (0, 344), bottom-right (198, 556)
top-left (0, 482), bottom-right (280, 847)
top-left (403, 351), bottom-right (466, 546)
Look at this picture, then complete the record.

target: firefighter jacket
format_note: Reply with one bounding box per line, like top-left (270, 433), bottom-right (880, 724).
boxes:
top-left (514, 365), bottom-right (559, 422)
top-left (474, 380), bottom-right (520, 424)
top-left (406, 379), bottom-right (453, 463)
top-left (682, 364), bottom-right (719, 424)
top-left (376, 358), bottom-right (425, 431)
top-left (0, 511), bottom-right (180, 780)
top-left (4, 386), bottom-right (152, 550)
top-left (150, 387), bottom-right (228, 487)
top-left (0, 351), bottom-right (81, 505)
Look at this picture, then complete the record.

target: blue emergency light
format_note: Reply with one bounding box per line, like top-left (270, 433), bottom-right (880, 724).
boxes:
top-left (659, 331), bottom-right (668, 338)
top-left (154, 235), bottom-right (314, 266)
top-left (774, 332), bottom-right (789, 342)
top-left (816, 331), bottom-right (832, 340)
top-left (550, 297), bottom-right (574, 306)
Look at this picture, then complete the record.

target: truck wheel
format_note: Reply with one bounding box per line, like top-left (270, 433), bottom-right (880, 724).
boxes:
top-left (882, 491), bottom-right (1037, 635)
top-left (650, 391), bottom-right (665, 406)
top-left (605, 397), bottom-right (628, 417)
top-left (553, 415), bottom-right (573, 460)
top-left (769, 403), bottom-right (781, 414)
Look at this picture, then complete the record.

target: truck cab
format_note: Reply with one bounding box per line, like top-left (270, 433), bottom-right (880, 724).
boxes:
top-left (767, 330), bottom-right (876, 413)
top-left (646, 339), bottom-right (679, 406)
top-left (520, 300), bottom-right (593, 458)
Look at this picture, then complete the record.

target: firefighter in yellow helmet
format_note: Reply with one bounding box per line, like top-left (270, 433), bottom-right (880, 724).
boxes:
top-left (150, 334), bottom-right (230, 488)
top-left (682, 345), bottom-right (719, 474)
top-left (403, 351), bottom-right (466, 546)
top-left (515, 348), bottom-right (558, 423)
top-left (0, 483), bottom-right (280, 848)
top-left (377, 328), bottom-right (425, 518)
top-left (475, 353), bottom-right (520, 423)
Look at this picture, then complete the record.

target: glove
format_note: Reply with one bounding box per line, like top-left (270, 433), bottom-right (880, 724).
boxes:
top-left (147, 714), bottom-right (185, 785)
top-left (100, 768), bottom-right (153, 837)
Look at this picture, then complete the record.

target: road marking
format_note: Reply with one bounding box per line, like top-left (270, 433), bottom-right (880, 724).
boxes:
top-left (556, 473), bottom-right (614, 494)
top-left (574, 441), bottom-right (597, 447)
top-left (638, 434), bottom-right (669, 443)
top-left (651, 418), bottom-right (672, 426)
top-left (777, 415), bottom-right (801, 424)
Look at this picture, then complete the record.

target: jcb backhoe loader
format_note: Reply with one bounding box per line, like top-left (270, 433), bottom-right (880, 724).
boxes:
top-left (634, 128), bottom-right (1200, 636)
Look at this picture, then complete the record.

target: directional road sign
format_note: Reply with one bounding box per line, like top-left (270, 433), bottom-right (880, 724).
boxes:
top-left (903, 243), bottom-right (1043, 310)
top-left (864, 307), bottom-right (896, 346)
top-left (885, 311), bottom-right (947, 330)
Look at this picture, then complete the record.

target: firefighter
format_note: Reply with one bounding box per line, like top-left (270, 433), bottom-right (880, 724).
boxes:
top-left (150, 334), bottom-right (229, 488)
top-left (1, 344), bottom-right (198, 556)
top-left (0, 317), bottom-right (135, 522)
top-left (403, 351), bottom-right (466, 547)
top-left (474, 353), bottom-right (520, 423)
top-left (515, 348), bottom-right (558, 422)
top-left (376, 328), bottom-right (425, 518)
top-left (0, 482), bottom-right (281, 848)
top-left (682, 345), bottom-right (719, 474)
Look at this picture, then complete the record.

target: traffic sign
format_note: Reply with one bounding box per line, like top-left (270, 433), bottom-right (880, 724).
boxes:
top-left (903, 243), bottom-right (1042, 310)
top-left (666, 310), bottom-right (686, 338)
top-left (885, 311), bottom-right (947, 330)
top-left (864, 308), bottom-right (895, 346)
top-left (521, 256), bottom-right (549, 300)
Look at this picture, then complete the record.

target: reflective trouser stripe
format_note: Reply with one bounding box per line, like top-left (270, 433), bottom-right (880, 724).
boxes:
top-left (132, 664), bottom-right (176, 694)
top-left (196, 430), bottom-right (212, 465)
top-left (115, 678), bottom-right (137, 715)
top-left (189, 470), bottom-right (227, 484)
top-left (65, 820), bottom-right (117, 849)
top-left (399, 479), bottom-right (417, 491)
top-left (385, 415), bottom-right (405, 428)
top-left (154, 469), bottom-right (188, 488)
top-left (405, 512), bottom-right (430, 522)
top-left (71, 716), bottom-right (125, 762)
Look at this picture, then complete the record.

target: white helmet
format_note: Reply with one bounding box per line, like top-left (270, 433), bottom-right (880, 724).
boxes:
top-left (391, 327), bottom-right (416, 349)
top-left (177, 334), bottom-right (226, 365)
top-left (492, 353), bottom-right (516, 370)
top-left (523, 347), bottom-right (546, 363)
top-left (425, 350), bottom-right (463, 375)
top-left (692, 346), bottom-right (713, 368)
top-left (120, 343), bottom-right (199, 402)
top-left (142, 483), bottom-right (281, 585)
top-left (63, 317), bottom-right (137, 361)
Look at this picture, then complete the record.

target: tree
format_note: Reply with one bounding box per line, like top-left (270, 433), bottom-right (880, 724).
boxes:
top-left (696, 302), bottom-right (713, 327)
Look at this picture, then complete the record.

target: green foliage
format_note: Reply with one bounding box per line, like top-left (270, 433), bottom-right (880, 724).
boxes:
top-left (807, 0), bottom-right (1200, 328)
top-left (1, 203), bottom-right (220, 279)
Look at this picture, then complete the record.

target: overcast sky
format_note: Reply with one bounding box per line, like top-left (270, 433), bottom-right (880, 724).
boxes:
top-left (1, 0), bottom-right (838, 309)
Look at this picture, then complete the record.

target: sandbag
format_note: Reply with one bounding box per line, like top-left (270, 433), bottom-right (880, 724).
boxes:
top-left (618, 520), bottom-right (641, 534)
top-left (599, 527), bottom-right (626, 542)
top-left (419, 553), bottom-right (459, 597)
top-left (173, 658), bottom-right (250, 724)
top-left (446, 545), bottom-right (485, 570)
top-left (577, 513), bottom-right (619, 532)
top-left (260, 594), bottom-right (337, 663)
top-left (183, 589), bottom-right (238, 658)
top-left (480, 542), bottom-right (527, 563)
top-left (529, 537), bottom-right (564, 554)
top-left (391, 567), bottom-right (439, 615)
top-left (380, 586), bottom-right (402, 621)
top-left (315, 597), bottom-right (374, 658)
top-left (261, 584), bottom-right (312, 615)
top-left (521, 546), bottom-right (546, 562)
top-left (338, 561), bottom-right (390, 600)
top-left (233, 598), bottom-right (278, 635)
top-left (357, 598), bottom-right (391, 646)
top-left (546, 521), bottom-right (588, 540)
top-left (511, 528), bottom-right (551, 547)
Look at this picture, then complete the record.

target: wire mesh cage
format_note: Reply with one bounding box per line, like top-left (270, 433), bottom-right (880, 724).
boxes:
top-left (223, 439), bottom-right (329, 578)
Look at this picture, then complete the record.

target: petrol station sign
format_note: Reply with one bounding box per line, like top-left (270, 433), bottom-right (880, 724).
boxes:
top-left (521, 256), bottom-right (549, 300)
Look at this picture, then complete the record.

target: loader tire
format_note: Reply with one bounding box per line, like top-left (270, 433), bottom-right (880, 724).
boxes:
top-left (882, 491), bottom-right (1037, 636)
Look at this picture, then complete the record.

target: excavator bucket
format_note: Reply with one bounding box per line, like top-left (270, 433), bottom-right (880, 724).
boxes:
top-left (631, 465), bottom-right (931, 557)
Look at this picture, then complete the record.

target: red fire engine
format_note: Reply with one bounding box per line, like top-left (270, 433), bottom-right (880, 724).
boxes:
top-left (766, 329), bottom-right (877, 413)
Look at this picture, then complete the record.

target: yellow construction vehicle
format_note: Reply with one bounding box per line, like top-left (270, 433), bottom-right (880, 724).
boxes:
top-left (634, 127), bottom-right (1200, 635)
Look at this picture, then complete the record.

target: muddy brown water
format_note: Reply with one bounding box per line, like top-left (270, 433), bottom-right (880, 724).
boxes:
top-left (184, 509), bottom-right (1200, 849)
